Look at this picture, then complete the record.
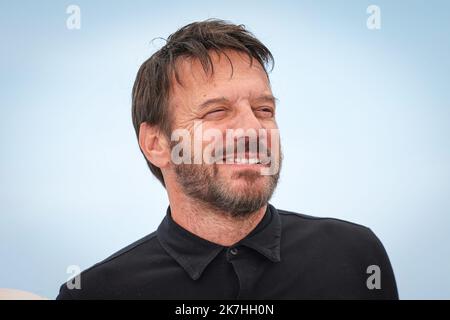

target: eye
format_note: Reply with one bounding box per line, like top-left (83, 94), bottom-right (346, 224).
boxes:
top-left (203, 108), bottom-right (226, 120)
top-left (255, 107), bottom-right (274, 117)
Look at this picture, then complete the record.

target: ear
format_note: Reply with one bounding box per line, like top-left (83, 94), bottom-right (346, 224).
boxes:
top-left (138, 123), bottom-right (171, 169)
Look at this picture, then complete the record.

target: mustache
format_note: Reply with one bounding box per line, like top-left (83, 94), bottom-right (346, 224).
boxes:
top-left (209, 137), bottom-right (273, 164)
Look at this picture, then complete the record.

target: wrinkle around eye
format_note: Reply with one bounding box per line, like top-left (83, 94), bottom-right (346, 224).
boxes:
top-left (202, 108), bottom-right (227, 120)
top-left (255, 108), bottom-right (275, 118)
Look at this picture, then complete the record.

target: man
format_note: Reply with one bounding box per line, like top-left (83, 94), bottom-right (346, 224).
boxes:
top-left (57, 19), bottom-right (398, 299)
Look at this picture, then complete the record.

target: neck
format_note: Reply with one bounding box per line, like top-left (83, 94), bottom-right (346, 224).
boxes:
top-left (166, 181), bottom-right (267, 247)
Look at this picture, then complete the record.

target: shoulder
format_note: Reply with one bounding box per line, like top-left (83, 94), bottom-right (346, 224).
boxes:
top-left (274, 206), bottom-right (398, 299)
top-left (277, 207), bottom-right (370, 234)
top-left (275, 207), bottom-right (387, 258)
top-left (94, 231), bottom-right (159, 266)
top-left (56, 231), bottom-right (159, 299)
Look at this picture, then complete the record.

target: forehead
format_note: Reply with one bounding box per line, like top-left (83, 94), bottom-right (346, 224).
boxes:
top-left (169, 50), bottom-right (271, 104)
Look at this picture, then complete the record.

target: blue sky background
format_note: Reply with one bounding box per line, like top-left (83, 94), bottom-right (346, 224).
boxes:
top-left (1, 0), bottom-right (449, 299)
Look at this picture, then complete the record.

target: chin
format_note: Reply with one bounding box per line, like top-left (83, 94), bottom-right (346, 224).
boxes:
top-left (230, 176), bottom-right (269, 192)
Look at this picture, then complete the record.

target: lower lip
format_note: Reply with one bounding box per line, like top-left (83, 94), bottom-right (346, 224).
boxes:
top-left (217, 162), bottom-right (269, 169)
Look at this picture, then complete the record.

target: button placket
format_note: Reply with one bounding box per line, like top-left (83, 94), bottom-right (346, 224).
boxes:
top-left (230, 247), bottom-right (239, 256)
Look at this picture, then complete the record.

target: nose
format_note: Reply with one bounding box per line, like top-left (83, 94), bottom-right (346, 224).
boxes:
top-left (232, 102), bottom-right (264, 132)
top-left (225, 102), bottom-right (266, 156)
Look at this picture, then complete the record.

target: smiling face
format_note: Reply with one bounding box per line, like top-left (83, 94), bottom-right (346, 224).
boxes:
top-left (166, 50), bottom-right (282, 217)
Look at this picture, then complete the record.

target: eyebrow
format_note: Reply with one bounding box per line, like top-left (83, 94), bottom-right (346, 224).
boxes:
top-left (197, 94), bottom-right (278, 109)
top-left (253, 94), bottom-right (278, 105)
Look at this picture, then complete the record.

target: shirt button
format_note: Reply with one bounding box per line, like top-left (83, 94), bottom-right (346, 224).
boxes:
top-left (230, 247), bottom-right (239, 256)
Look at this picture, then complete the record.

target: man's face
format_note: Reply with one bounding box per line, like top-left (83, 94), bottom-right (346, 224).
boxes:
top-left (168, 50), bottom-right (282, 217)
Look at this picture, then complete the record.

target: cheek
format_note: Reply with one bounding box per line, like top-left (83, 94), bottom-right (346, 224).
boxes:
top-left (201, 127), bottom-right (227, 153)
top-left (266, 126), bottom-right (280, 149)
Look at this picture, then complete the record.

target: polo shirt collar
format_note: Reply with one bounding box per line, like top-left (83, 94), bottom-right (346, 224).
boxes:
top-left (157, 203), bottom-right (282, 280)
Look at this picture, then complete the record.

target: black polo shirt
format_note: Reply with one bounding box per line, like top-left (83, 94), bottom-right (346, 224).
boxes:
top-left (56, 204), bottom-right (398, 299)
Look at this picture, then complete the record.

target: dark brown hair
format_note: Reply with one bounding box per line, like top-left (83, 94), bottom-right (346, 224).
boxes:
top-left (131, 19), bottom-right (274, 187)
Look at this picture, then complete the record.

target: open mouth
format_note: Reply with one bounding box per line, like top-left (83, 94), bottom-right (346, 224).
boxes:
top-left (220, 153), bottom-right (268, 165)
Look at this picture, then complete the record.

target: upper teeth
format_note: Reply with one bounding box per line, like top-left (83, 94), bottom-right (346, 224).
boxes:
top-left (234, 158), bottom-right (260, 164)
